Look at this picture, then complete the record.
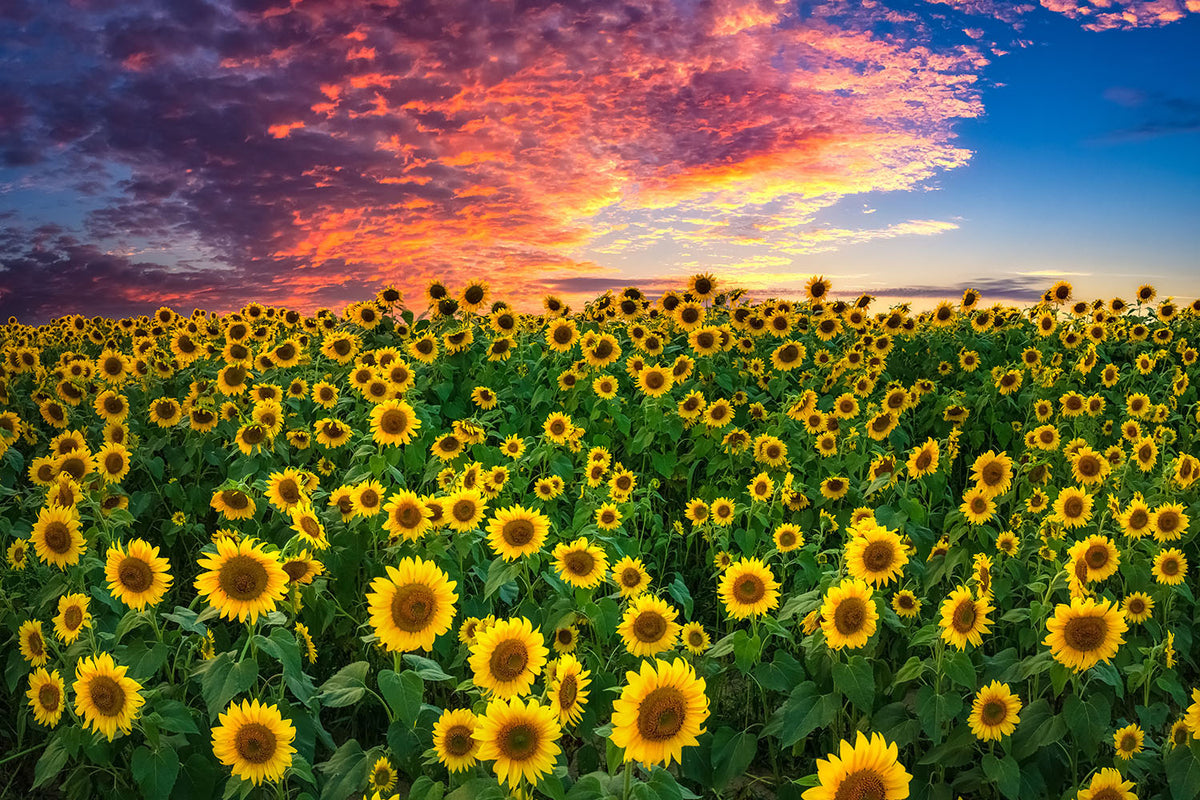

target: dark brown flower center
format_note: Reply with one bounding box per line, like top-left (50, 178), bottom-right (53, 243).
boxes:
top-left (563, 550), bottom-right (595, 577)
top-left (88, 675), bottom-right (126, 716)
top-left (234, 722), bottom-right (278, 764)
top-left (390, 583), bottom-right (435, 632)
top-left (1062, 615), bottom-right (1106, 652)
top-left (218, 555), bottom-right (269, 600)
top-left (39, 683), bottom-right (60, 711)
top-left (834, 597), bottom-right (867, 635)
top-left (952, 599), bottom-right (978, 633)
top-left (636, 687), bottom-right (686, 741)
top-left (445, 725), bottom-right (474, 756)
top-left (632, 611), bottom-right (667, 643)
top-left (119, 557), bottom-right (154, 594)
top-left (488, 639), bottom-right (529, 682)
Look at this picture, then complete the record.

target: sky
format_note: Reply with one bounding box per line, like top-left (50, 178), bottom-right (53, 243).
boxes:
top-left (0, 0), bottom-right (1198, 322)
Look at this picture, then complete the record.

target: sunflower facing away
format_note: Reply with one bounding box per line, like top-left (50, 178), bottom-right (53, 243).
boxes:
top-left (27, 667), bottom-right (66, 728)
top-left (366, 556), bottom-right (458, 652)
top-left (801, 732), bottom-right (911, 800)
top-left (105, 538), bottom-right (173, 609)
top-left (718, 558), bottom-right (780, 619)
top-left (433, 708), bottom-right (480, 772)
top-left (1044, 597), bottom-right (1128, 672)
top-left (211, 699), bottom-right (297, 785)
top-left (194, 537), bottom-right (289, 623)
top-left (610, 658), bottom-right (709, 768)
top-left (968, 681), bottom-right (1022, 741)
top-left (469, 617), bottom-right (549, 699)
top-left (474, 697), bottom-right (562, 789)
top-left (73, 652), bottom-right (145, 740)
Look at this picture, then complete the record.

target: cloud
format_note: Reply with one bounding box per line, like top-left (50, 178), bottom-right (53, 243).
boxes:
top-left (0, 0), bottom-right (997, 319)
top-left (1098, 87), bottom-right (1200, 141)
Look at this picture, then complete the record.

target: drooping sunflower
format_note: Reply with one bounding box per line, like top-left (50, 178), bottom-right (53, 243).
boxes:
top-left (433, 708), bottom-right (480, 772)
top-left (474, 697), bottom-right (562, 789)
top-left (1113, 723), bottom-right (1144, 760)
top-left (486, 505), bottom-right (550, 561)
top-left (194, 538), bottom-right (289, 623)
top-left (845, 523), bottom-right (909, 587)
top-left (52, 592), bottom-right (92, 643)
top-left (1074, 768), bottom-right (1137, 800)
top-left (718, 558), bottom-right (780, 619)
top-left (105, 538), bottom-right (173, 610)
top-left (30, 504), bottom-right (85, 569)
top-left (939, 587), bottom-right (993, 650)
top-left (801, 732), bottom-right (911, 800)
top-left (27, 667), bottom-right (66, 728)
top-left (610, 657), bottom-right (709, 768)
top-left (968, 681), bottom-right (1022, 741)
top-left (618, 595), bottom-right (681, 657)
top-left (73, 652), bottom-right (145, 740)
top-left (19, 620), bottom-right (48, 666)
top-left (366, 557), bottom-right (458, 652)
top-left (1044, 597), bottom-right (1127, 671)
top-left (211, 699), bottom-right (297, 786)
top-left (819, 579), bottom-right (878, 650)
top-left (469, 617), bottom-right (548, 699)
top-left (1065, 535), bottom-right (1120, 583)
top-left (553, 538), bottom-right (609, 589)
top-left (548, 653), bottom-right (591, 726)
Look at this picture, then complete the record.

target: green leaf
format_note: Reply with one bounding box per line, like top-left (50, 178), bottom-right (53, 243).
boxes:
top-left (153, 699), bottom-right (199, 735)
top-left (403, 654), bottom-right (454, 682)
top-left (444, 778), bottom-right (506, 800)
top-left (378, 669), bottom-right (423, 725)
top-left (484, 558), bottom-right (521, 600)
top-left (132, 747), bottom-right (180, 800)
top-left (711, 728), bottom-right (757, 792)
top-left (32, 731), bottom-right (74, 788)
top-left (1063, 693), bottom-right (1110, 753)
top-left (667, 575), bottom-right (694, 619)
top-left (318, 661), bottom-right (369, 708)
top-left (944, 650), bottom-right (977, 690)
top-left (832, 656), bottom-right (875, 714)
top-left (764, 682), bottom-right (839, 748)
top-left (124, 640), bottom-right (170, 682)
top-left (894, 656), bottom-right (927, 684)
top-left (982, 753), bottom-right (1020, 800)
top-left (199, 652), bottom-right (259, 722)
top-left (316, 740), bottom-right (373, 800)
top-left (1166, 741), bottom-right (1200, 800)
top-left (255, 628), bottom-right (314, 704)
top-left (733, 631), bottom-right (763, 672)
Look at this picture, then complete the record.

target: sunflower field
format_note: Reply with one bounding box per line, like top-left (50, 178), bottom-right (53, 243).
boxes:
top-left (3, 277), bottom-right (1200, 800)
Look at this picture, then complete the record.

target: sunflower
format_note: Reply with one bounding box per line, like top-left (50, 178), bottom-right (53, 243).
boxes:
top-left (27, 667), bottom-right (66, 728)
top-left (211, 487), bottom-right (256, 520)
top-left (552, 538), bottom-right (608, 589)
top-left (593, 502), bottom-right (622, 531)
top-left (1066, 535), bottom-right (1120, 583)
top-left (939, 587), bottom-right (993, 650)
top-left (906, 438), bottom-right (939, 478)
top-left (486, 505), bottom-right (550, 561)
top-left (265, 469), bottom-right (307, 513)
top-left (433, 708), bottom-right (480, 772)
top-left (618, 595), bottom-right (680, 657)
top-left (148, 397), bottom-right (182, 427)
top-left (551, 624), bottom-right (579, 654)
top-left (718, 558), bottom-right (780, 619)
top-left (610, 657), bottom-right (709, 770)
top-left (612, 556), bottom-right (652, 597)
top-left (1121, 592), bottom-right (1154, 624)
top-left (1053, 486), bottom-right (1093, 529)
top-left (845, 523), bottom-right (908, 586)
top-left (469, 617), bottom-right (548, 699)
top-left (820, 579), bottom-right (877, 650)
top-left (1152, 548), bottom-right (1188, 585)
top-left (369, 398), bottom-right (421, 447)
top-left (366, 557), bottom-right (458, 652)
top-left (774, 523), bottom-right (803, 552)
top-left (1119, 496), bottom-right (1152, 539)
top-left (367, 757), bottom-right (397, 794)
top-left (1075, 768), bottom-right (1137, 800)
top-left (801, 731), bottom-right (911, 800)
top-left (73, 652), bottom-right (145, 740)
top-left (30, 504), bottom-right (85, 569)
top-left (475, 697), bottom-right (562, 789)
top-left (7, 537), bottom-right (29, 570)
top-left (1113, 723), bottom-right (1144, 760)
top-left (290, 501), bottom-right (329, 549)
top-left (959, 487), bottom-right (996, 525)
top-left (18, 620), bottom-right (48, 667)
top-left (281, 551), bottom-right (324, 585)
top-left (52, 592), bottom-right (92, 643)
top-left (710, 497), bottom-right (735, 526)
top-left (888, 589), bottom-right (920, 618)
top-left (105, 538), bottom-right (173, 609)
top-left (968, 681), bottom-right (1022, 741)
top-left (1151, 503), bottom-right (1188, 543)
top-left (313, 418), bottom-right (352, 449)
top-left (548, 653), bottom-right (591, 726)
top-left (443, 488), bottom-right (486, 532)
top-left (1044, 597), bottom-right (1127, 671)
top-left (194, 538), bottom-right (289, 623)
top-left (211, 699), bottom-right (296, 785)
